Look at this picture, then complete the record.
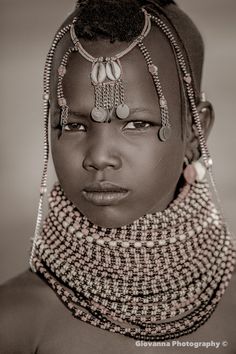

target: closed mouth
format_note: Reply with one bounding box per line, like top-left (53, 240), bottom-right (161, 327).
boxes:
top-left (82, 182), bottom-right (130, 206)
top-left (83, 181), bottom-right (128, 193)
top-left (82, 191), bottom-right (129, 206)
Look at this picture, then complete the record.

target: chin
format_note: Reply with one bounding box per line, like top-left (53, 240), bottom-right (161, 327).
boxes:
top-left (80, 206), bottom-right (137, 228)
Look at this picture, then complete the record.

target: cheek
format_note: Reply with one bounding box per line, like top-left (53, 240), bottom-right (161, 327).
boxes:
top-left (51, 132), bottom-right (84, 184)
top-left (132, 137), bottom-right (184, 182)
top-left (129, 136), bottom-right (185, 210)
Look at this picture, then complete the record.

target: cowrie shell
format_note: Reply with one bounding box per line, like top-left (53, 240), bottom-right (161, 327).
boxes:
top-left (91, 63), bottom-right (99, 84)
top-left (106, 61), bottom-right (121, 81)
top-left (98, 63), bottom-right (106, 83)
top-left (106, 62), bottom-right (115, 81)
top-left (112, 61), bottom-right (121, 79)
top-left (91, 62), bottom-right (106, 84)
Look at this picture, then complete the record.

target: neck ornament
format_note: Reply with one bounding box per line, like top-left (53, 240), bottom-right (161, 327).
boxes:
top-left (32, 180), bottom-right (236, 341)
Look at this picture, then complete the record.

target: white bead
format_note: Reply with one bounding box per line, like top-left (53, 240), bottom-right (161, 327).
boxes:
top-left (213, 220), bottom-right (220, 227)
top-left (62, 221), bottom-right (69, 228)
top-left (159, 239), bottom-right (166, 246)
top-left (134, 241), bottom-right (142, 248)
top-left (179, 234), bottom-right (186, 241)
top-left (196, 226), bottom-right (202, 233)
top-left (207, 157), bottom-right (213, 168)
top-left (109, 241), bottom-right (117, 247)
top-left (96, 238), bottom-right (105, 246)
top-left (192, 161), bottom-right (206, 182)
top-left (212, 213), bottom-right (219, 220)
top-left (169, 237), bottom-right (177, 244)
top-left (148, 64), bottom-right (158, 75)
top-left (86, 236), bottom-right (93, 243)
top-left (188, 230), bottom-right (195, 237)
top-left (42, 93), bottom-right (50, 101)
top-left (121, 241), bottom-right (130, 248)
top-left (76, 232), bottom-right (83, 239)
top-left (146, 241), bottom-right (154, 248)
top-left (68, 226), bottom-right (75, 233)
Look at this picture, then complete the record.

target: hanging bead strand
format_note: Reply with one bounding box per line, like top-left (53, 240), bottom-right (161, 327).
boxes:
top-left (30, 24), bottom-right (71, 272)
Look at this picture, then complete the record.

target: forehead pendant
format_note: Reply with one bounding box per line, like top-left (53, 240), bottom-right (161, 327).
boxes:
top-left (70, 9), bottom-right (151, 123)
top-left (89, 57), bottom-right (130, 122)
top-left (56, 9), bottom-right (172, 142)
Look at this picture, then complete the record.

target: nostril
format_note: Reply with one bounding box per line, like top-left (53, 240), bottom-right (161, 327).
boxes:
top-left (82, 150), bottom-right (122, 172)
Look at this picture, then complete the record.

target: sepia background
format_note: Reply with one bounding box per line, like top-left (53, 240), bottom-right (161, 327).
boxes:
top-left (0, 0), bottom-right (235, 283)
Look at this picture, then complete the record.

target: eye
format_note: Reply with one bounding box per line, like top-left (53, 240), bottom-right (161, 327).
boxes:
top-left (123, 121), bottom-right (153, 130)
top-left (63, 122), bottom-right (87, 132)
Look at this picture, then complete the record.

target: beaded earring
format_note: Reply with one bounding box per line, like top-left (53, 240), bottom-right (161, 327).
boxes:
top-left (183, 157), bottom-right (206, 185)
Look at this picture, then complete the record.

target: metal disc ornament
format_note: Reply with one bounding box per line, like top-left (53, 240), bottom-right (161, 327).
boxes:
top-left (116, 104), bottom-right (130, 120)
top-left (91, 107), bottom-right (107, 123)
top-left (158, 126), bottom-right (171, 142)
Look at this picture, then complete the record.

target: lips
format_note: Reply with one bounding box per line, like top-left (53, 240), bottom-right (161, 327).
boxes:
top-left (82, 182), bottom-right (130, 206)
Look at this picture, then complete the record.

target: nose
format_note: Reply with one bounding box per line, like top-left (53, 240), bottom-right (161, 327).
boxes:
top-left (82, 125), bottom-right (122, 172)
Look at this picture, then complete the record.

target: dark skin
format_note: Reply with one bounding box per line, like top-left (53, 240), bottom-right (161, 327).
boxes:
top-left (0, 269), bottom-right (236, 353)
top-left (1, 13), bottom-right (235, 354)
top-left (51, 26), bottom-right (211, 228)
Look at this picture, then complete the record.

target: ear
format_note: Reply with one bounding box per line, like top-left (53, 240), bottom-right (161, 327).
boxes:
top-left (185, 100), bottom-right (215, 162)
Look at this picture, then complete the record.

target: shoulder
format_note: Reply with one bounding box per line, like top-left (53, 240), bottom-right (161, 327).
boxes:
top-left (0, 269), bottom-right (55, 354)
top-left (187, 269), bottom-right (236, 353)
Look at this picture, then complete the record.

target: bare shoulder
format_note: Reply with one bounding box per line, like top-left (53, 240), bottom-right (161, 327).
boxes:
top-left (186, 269), bottom-right (236, 354)
top-left (0, 269), bottom-right (54, 354)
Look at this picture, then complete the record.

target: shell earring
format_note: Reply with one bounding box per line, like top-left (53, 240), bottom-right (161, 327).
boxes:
top-left (183, 157), bottom-right (207, 185)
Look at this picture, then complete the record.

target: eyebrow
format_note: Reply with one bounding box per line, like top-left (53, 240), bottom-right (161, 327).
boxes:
top-left (68, 107), bottom-right (157, 117)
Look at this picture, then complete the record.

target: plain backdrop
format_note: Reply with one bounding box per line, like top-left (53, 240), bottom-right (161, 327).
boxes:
top-left (0, 0), bottom-right (235, 283)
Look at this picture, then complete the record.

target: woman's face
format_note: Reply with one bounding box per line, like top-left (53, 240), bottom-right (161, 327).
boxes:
top-left (51, 28), bottom-right (186, 227)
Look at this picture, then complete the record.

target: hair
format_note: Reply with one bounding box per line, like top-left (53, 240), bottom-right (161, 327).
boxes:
top-left (74, 0), bottom-right (176, 42)
top-left (73, 0), bottom-right (204, 93)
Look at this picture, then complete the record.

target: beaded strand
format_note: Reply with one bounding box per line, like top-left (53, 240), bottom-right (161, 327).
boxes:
top-left (32, 180), bottom-right (236, 341)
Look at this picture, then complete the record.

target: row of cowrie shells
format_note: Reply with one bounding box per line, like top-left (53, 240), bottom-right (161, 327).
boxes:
top-left (91, 60), bottom-right (121, 84)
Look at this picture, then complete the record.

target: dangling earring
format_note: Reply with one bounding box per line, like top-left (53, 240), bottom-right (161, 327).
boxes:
top-left (179, 157), bottom-right (207, 200)
top-left (183, 157), bottom-right (207, 185)
top-left (183, 157), bottom-right (196, 185)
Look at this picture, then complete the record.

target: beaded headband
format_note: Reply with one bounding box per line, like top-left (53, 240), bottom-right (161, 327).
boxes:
top-left (30, 7), bottom-right (216, 271)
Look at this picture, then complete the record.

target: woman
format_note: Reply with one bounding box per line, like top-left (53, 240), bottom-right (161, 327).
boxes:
top-left (0, 0), bottom-right (235, 353)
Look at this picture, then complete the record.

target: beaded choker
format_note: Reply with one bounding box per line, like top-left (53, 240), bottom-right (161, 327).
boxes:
top-left (32, 180), bottom-right (235, 341)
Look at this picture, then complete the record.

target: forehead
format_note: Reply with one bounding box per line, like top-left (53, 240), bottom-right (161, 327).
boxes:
top-left (51, 25), bottom-right (182, 129)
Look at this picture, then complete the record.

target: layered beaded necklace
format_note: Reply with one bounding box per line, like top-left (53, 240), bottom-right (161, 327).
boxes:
top-left (31, 180), bottom-right (235, 341)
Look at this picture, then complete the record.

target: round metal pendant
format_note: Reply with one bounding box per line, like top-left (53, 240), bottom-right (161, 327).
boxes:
top-left (116, 104), bottom-right (130, 120)
top-left (91, 107), bottom-right (107, 123)
top-left (158, 126), bottom-right (171, 142)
